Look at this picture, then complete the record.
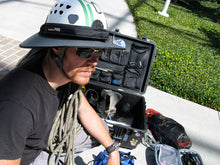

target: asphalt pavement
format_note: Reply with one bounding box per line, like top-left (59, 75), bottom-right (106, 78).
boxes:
top-left (0, 0), bottom-right (219, 164)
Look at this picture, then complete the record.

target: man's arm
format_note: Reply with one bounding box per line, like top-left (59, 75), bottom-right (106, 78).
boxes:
top-left (77, 93), bottom-right (120, 165)
top-left (0, 158), bottom-right (21, 165)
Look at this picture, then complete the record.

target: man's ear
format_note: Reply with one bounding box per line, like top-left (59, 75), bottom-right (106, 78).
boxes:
top-left (52, 48), bottom-right (62, 55)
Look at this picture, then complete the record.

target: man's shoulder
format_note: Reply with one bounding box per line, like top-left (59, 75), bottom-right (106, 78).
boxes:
top-left (0, 66), bottom-right (58, 110)
top-left (0, 68), bottom-right (45, 108)
top-left (0, 68), bottom-right (36, 93)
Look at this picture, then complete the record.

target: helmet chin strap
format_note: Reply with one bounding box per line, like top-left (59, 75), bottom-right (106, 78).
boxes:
top-left (50, 48), bottom-right (70, 80)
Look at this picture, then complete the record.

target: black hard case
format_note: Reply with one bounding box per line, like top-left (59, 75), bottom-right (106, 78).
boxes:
top-left (85, 31), bottom-right (157, 149)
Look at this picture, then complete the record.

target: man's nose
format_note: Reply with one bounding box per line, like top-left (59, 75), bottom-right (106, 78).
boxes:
top-left (87, 54), bottom-right (98, 66)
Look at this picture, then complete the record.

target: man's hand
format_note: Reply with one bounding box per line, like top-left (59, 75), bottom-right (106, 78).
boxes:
top-left (107, 150), bottom-right (120, 165)
top-left (0, 158), bottom-right (21, 165)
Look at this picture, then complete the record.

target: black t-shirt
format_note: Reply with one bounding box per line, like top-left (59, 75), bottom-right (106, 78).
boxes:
top-left (0, 51), bottom-right (59, 164)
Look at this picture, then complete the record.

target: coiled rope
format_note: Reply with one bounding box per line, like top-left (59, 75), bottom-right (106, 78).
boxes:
top-left (47, 84), bottom-right (90, 165)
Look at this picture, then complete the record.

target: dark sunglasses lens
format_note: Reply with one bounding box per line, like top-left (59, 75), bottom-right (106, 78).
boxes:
top-left (77, 48), bottom-right (104, 58)
top-left (76, 48), bottom-right (93, 58)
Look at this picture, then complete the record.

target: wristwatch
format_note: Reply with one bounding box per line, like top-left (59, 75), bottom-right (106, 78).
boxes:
top-left (106, 143), bottom-right (119, 154)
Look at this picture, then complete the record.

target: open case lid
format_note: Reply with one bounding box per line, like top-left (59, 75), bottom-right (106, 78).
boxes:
top-left (89, 30), bottom-right (157, 95)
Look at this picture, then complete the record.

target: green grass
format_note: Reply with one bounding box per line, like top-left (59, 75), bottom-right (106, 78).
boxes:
top-left (126, 0), bottom-right (220, 110)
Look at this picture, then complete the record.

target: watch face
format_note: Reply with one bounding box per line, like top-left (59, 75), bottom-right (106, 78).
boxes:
top-left (114, 143), bottom-right (120, 150)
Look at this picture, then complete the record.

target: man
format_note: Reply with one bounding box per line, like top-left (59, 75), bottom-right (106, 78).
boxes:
top-left (0, 0), bottom-right (121, 164)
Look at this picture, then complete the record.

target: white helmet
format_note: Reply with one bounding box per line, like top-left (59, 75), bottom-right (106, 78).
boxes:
top-left (20, 0), bottom-right (119, 49)
top-left (47, 0), bottom-right (107, 29)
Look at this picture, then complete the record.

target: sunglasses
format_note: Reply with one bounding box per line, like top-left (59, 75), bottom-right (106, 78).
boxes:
top-left (76, 48), bottom-right (105, 59)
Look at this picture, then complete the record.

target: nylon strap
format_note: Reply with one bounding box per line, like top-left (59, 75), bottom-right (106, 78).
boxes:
top-left (49, 48), bottom-right (70, 80)
top-left (40, 23), bottom-right (109, 41)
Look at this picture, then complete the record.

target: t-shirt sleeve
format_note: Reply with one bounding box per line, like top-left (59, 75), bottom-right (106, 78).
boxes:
top-left (0, 100), bottom-right (34, 160)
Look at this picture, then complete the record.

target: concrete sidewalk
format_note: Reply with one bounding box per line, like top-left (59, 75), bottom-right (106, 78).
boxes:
top-left (0, 0), bottom-right (219, 164)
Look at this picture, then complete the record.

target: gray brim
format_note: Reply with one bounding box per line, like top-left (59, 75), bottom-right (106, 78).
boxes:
top-left (20, 33), bottom-right (122, 49)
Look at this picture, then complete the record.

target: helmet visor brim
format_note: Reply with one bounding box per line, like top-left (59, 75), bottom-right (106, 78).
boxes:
top-left (20, 33), bottom-right (122, 49)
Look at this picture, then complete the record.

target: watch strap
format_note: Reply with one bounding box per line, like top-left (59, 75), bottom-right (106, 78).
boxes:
top-left (106, 143), bottom-right (119, 154)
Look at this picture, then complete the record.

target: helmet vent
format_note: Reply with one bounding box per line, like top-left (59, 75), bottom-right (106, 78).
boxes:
top-left (59, 11), bottom-right (64, 15)
top-left (66, 5), bottom-right (71, 9)
top-left (50, 3), bottom-right (71, 16)
top-left (68, 14), bottom-right (79, 24)
top-left (92, 20), bottom-right (104, 29)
